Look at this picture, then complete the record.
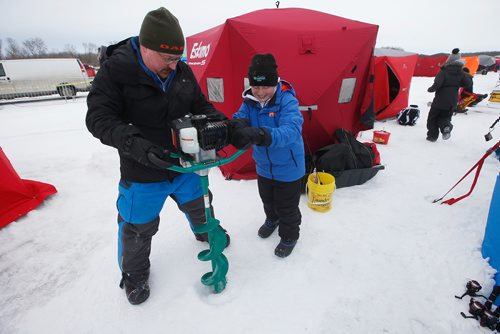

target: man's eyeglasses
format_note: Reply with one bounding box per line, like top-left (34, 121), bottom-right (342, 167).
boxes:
top-left (158, 53), bottom-right (182, 65)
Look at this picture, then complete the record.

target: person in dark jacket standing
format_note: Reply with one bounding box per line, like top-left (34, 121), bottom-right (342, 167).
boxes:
top-left (426, 48), bottom-right (472, 142)
top-left (229, 54), bottom-right (305, 258)
top-left (86, 7), bottom-right (229, 305)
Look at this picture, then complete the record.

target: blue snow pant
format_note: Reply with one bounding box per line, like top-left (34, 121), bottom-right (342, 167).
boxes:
top-left (116, 173), bottom-right (213, 275)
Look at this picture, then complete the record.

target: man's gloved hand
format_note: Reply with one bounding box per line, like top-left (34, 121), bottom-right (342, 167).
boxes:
top-left (230, 127), bottom-right (272, 150)
top-left (122, 135), bottom-right (170, 168)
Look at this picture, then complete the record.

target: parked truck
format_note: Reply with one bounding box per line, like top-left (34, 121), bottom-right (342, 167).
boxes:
top-left (0, 58), bottom-right (92, 100)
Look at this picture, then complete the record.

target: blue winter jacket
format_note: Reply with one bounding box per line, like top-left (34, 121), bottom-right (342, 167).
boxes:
top-left (232, 81), bottom-right (305, 182)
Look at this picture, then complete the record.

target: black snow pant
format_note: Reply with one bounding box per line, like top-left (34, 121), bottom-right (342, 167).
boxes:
top-left (426, 106), bottom-right (453, 140)
top-left (118, 193), bottom-right (213, 279)
top-left (257, 175), bottom-right (302, 240)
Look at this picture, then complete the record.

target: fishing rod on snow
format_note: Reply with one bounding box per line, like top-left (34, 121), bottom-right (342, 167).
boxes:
top-left (457, 284), bottom-right (500, 331)
top-left (455, 280), bottom-right (488, 299)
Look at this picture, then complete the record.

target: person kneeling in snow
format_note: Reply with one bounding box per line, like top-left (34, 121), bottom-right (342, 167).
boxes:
top-left (228, 54), bottom-right (305, 258)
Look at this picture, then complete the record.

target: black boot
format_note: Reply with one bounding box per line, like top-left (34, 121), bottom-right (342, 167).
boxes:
top-left (195, 226), bottom-right (230, 247)
top-left (258, 219), bottom-right (279, 238)
top-left (119, 271), bottom-right (150, 305)
top-left (274, 238), bottom-right (297, 258)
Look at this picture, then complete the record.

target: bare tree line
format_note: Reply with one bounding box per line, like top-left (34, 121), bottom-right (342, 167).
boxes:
top-left (0, 37), bottom-right (100, 66)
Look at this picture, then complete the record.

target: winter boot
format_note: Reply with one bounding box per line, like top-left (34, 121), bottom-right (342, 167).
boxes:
top-left (442, 125), bottom-right (453, 140)
top-left (119, 271), bottom-right (150, 305)
top-left (274, 238), bottom-right (297, 258)
top-left (426, 136), bottom-right (437, 142)
top-left (258, 219), bottom-right (279, 238)
top-left (195, 226), bottom-right (230, 247)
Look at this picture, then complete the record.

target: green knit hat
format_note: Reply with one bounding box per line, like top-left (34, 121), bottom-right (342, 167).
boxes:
top-left (139, 7), bottom-right (185, 55)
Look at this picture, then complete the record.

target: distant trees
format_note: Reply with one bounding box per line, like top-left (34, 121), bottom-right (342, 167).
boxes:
top-left (5, 38), bottom-right (24, 59)
top-left (380, 46), bottom-right (404, 51)
top-left (23, 38), bottom-right (48, 57)
top-left (0, 37), bottom-right (99, 66)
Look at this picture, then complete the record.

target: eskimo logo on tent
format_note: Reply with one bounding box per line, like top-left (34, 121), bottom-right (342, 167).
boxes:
top-left (190, 42), bottom-right (211, 59)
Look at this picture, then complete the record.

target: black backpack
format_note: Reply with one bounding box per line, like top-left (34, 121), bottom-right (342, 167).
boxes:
top-left (397, 105), bottom-right (420, 126)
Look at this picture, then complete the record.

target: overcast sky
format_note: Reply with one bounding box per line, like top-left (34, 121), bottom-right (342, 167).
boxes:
top-left (2, 0), bottom-right (498, 55)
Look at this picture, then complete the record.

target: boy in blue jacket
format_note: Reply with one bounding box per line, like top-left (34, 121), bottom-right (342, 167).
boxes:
top-left (229, 54), bottom-right (305, 257)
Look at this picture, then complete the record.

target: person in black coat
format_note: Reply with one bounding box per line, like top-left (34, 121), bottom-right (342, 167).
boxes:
top-left (426, 48), bottom-right (472, 141)
top-left (462, 67), bottom-right (474, 97)
top-left (86, 7), bottom-right (228, 305)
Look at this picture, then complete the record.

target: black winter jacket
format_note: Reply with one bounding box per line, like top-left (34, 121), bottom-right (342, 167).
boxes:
top-left (427, 63), bottom-right (472, 110)
top-left (86, 40), bottom-right (224, 182)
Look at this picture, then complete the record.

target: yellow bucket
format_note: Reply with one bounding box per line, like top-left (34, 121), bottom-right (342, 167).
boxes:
top-left (307, 172), bottom-right (336, 212)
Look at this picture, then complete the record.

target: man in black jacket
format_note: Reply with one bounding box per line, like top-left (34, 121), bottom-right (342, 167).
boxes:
top-left (426, 48), bottom-right (472, 142)
top-left (86, 7), bottom-right (229, 305)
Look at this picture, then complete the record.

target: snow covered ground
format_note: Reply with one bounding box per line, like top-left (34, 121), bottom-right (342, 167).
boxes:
top-left (0, 72), bottom-right (499, 334)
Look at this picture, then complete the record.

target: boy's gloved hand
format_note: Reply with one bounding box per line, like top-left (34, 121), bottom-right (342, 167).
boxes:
top-left (227, 118), bottom-right (250, 136)
top-left (122, 135), bottom-right (170, 168)
top-left (230, 127), bottom-right (271, 150)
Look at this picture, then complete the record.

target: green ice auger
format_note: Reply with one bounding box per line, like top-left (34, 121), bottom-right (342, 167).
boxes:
top-left (150, 149), bottom-right (245, 293)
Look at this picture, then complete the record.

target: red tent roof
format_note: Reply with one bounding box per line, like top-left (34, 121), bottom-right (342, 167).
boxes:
top-left (187, 8), bottom-right (378, 179)
top-left (414, 55), bottom-right (448, 77)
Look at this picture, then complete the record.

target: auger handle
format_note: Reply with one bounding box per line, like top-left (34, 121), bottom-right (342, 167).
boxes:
top-left (148, 149), bottom-right (246, 173)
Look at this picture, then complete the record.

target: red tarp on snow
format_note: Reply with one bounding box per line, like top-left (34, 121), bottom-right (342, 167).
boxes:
top-left (374, 49), bottom-right (418, 120)
top-left (186, 7), bottom-right (378, 179)
top-left (0, 147), bottom-right (57, 228)
top-left (413, 55), bottom-right (448, 77)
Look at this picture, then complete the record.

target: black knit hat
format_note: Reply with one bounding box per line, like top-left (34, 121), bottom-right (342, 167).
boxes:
top-left (139, 7), bottom-right (184, 55)
top-left (248, 54), bottom-right (278, 87)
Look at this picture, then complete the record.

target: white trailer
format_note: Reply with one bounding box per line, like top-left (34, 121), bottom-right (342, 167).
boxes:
top-left (0, 58), bottom-right (92, 100)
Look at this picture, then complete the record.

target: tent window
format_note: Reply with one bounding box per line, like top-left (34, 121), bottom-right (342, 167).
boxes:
top-left (0, 64), bottom-right (5, 77)
top-left (338, 78), bottom-right (356, 103)
top-left (207, 78), bottom-right (224, 103)
top-left (243, 77), bottom-right (250, 91)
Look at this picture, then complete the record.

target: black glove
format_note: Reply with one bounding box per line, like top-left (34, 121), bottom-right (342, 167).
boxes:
top-left (228, 118), bottom-right (250, 129)
top-left (227, 118), bottom-right (250, 146)
top-left (228, 118), bottom-right (250, 134)
top-left (230, 127), bottom-right (272, 150)
top-left (122, 135), bottom-right (170, 168)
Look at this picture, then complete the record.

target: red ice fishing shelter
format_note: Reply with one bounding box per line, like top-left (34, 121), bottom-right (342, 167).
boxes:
top-left (186, 7), bottom-right (378, 179)
top-left (374, 48), bottom-right (418, 120)
top-left (413, 55), bottom-right (448, 77)
top-left (0, 147), bottom-right (57, 228)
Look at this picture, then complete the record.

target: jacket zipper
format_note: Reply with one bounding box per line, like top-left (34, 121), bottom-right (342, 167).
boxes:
top-left (265, 148), bottom-right (274, 180)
